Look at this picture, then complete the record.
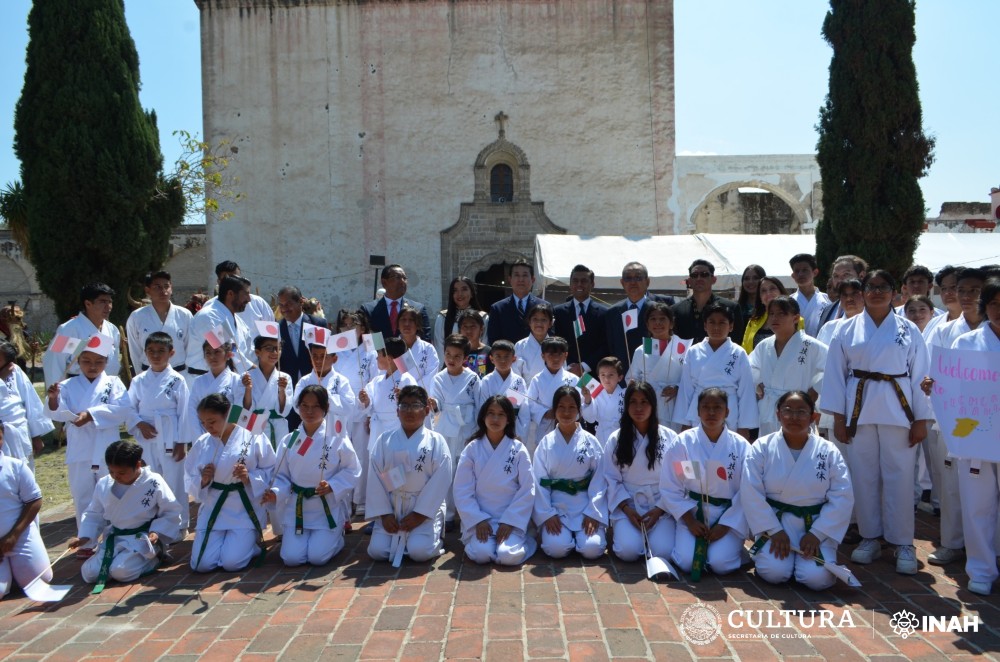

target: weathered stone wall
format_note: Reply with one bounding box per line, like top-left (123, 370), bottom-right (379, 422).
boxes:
top-left (197, 0), bottom-right (676, 312)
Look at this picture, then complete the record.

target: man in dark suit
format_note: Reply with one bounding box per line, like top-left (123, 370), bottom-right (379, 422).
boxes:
top-left (817, 254), bottom-right (868, 332)
top-left (553, 264), bottom-right (608, 378)
top-left (487, 258), bottom-right (547, 344)
top-left (359, 264), bottom-right (432, 340)
top-left (671, 260), bottom-right (742, 345)
top-left (277, 285), bottom-right (327, 429)
top-left (604, 262), bottom-right (675, 370)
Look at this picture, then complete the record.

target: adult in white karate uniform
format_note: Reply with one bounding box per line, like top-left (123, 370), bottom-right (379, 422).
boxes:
top-left (43, 283), bottom-right (121, 387)
top-left (266, 386), bottom-right (361, 566)
top-left (126, 333), bottom-right (190, 529)
top-left (920, 267), bottom-right (988, 566)
top-left (185, 394), bottom-right (276, 572)
top-left (533, 386), bottom-right (608, 559)
top-left (186, 276), bottom-right (255, 382)
top-left (0, 343), bottom-right (54, 468)
top-left (951, 277), bottom-right (1000, 595)
top-left (743, 391), bottom-right (854, 590)
top-left (181, 342), bottom-right (245, 446)
top-left (820, 270), bottom-right (932, 575)
top-left (45, 346), bottom-right (130, 530)
top-left (526, 337), bottom-right (579, 452)
top-left (476, 340), bottom-right (530, 441)
top-left (603, 382), bottom-right (678, 562)
top-left (0, 446), bottom-right (49, 597)
top-left (625, 302), bottom-right (689, 431)
top-left (398, 306), bottom-right (439, 392)
top-left (454, 395), bottom-right (537, 565)
top-left (675, 304), bottom-right (758, 438)
top-left (366, 386), bottom-right (453, 563)
top-left (749, 297), bottom-right (828, 437)
top-left (209, 260), bottom-right (275, 332)
top-left (662, 388), bottom-right (750, 578)
top-left (72, 441), bottom-right (182, 589)
top-left (125, 271), bottom-right (192, 374)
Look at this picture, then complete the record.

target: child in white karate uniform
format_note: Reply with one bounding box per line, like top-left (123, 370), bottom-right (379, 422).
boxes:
top-left (476, 340), bottom-right (530, 441)
top-left (182, 341), bottom-right (245, 448)
top-left (581, 357), bottom-right (626, 447)
top-left (454, 396), bottom-right (536, 565)
top-left (513, 302), bottom-right (554, 384)
top-left (626, 302), bottom-right (688, 432)
top-left (358, 338), bottom-right (419, 455)
top-left (70, 440), bottom-right (182, 592)
top-left (0, 424), bottom-right (49, 598)
top-left (526, 337), bottom-right (580, 453)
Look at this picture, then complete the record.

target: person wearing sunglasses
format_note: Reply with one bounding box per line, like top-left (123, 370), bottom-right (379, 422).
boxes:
top-left (672, 260), bottom-right (743, 346)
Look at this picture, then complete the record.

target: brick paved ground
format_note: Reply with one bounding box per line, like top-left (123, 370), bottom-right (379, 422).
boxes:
top-left (1, 502), bottom-right (998, 661)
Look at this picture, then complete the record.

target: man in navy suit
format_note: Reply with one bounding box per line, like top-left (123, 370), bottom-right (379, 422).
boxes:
top-left (604, 262), bottom-right (675, 370)
top-left (359, 264), bottom-right (432, 340)
top-left (553, 264), bottom-right (608, 378)
top-left (277, 285), bottom-right (327, 429)
top-left (486, 258), bottom-right (547, 344)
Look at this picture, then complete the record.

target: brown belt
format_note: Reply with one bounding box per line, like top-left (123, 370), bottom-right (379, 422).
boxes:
top-left (848, 370), bottom-right (914, 437)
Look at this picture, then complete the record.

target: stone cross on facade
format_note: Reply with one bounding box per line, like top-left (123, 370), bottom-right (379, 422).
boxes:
top-left (495, 111), bottom-right (509, 139)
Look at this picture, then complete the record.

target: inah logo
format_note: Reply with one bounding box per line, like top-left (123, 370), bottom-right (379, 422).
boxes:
top-left (679, 604), bottom-right (722, 646)
top-left (890, 610), bottom-right (919, 638)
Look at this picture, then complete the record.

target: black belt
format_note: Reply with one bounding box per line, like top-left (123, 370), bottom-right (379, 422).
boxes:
top-left (187, 367), bottom-right (208, 376)
top-left (848, 370), bottom-right (913, 437)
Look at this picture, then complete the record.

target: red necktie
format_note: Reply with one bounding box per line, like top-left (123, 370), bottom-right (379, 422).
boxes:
top-left (389, 300), bottom-right (399, 336)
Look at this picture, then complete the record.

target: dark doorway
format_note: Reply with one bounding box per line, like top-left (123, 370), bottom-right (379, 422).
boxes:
top-left (475, 263), bottom-right (511, 310)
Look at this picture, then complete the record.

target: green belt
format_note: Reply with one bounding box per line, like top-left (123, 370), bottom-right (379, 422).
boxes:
top-left (266, 410), bottom-right (284, 449)
top-left (749, 498), bottom-right (825, 565)
top-left (290, 483), bottom-right (337, 534)
top-left (687, 491), bottom-right (732, 582)
top-left (92, 521), bottom-right (153, 594)
top-left (540, 471), bottom-right (593, 496)
top-left (194, 481), bottom-right (266, 571)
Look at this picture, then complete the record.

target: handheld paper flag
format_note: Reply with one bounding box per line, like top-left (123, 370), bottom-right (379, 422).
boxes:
top-left (505, 387), bottom-right (527, 408)
top-left (49, 334), bottom-right (82, 354)
top-left (573, 315), bottom-right (586, 338)
top-left (255, 321), bottom-right (280, 339)
top-left (302, 323), bottom-right (328, 348)
top-left (393, 352), bottom-right (419, 375)
top-left (362, 333), bottom-right (375, 352)
top-left (204, 325), bottom-right (230, 349)
top-left (327, 330), bottom-right (359, 353)
top-left (642, 337), bottom-right (661, 355)
top-left (622, 309), bottom-right (638, 331)
top-left (227, 405), bottom-right (268, 435)
top-left (297, 436), bottom-right (314, 456)
top-left (577, 373), bottom-right (604, 398)
top-left (82, 332), bottom-right (115, 358)
top-left (673, 460), bottom-right (698, 481)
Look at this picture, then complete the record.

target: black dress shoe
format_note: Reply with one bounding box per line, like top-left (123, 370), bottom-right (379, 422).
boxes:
top-left (445, 520), bottom-right (456, 533)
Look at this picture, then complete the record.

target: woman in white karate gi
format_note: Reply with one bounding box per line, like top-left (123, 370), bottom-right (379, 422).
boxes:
top-left (603, 381), bottom-right (677, 562)
top-left (749, 297), bottom-right (828, 437)
top-left (951, 277), bottom-right (1000, 595)
top-left (662, 388), bottom-right (750, 579)
top-left (820, 269), bottom-right (932, 575)
top-left (625, 302), bottom-right (689, 432)
top-left (533, 386), bottom-right (608, 559)
top-left (454, 395), bottom-right (536, 565)
top-left (742, 391), bottom-right (853, 590)
top-left (264, 385), bottom-right (361, 566)
top-left (186, 393), bottom-right (276, 572)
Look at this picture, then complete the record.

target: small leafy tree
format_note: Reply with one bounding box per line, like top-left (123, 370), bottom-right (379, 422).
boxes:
top-left (160, 130), bottom-right (244, 223)
top-left (0, 181), bottom-right (30, 258)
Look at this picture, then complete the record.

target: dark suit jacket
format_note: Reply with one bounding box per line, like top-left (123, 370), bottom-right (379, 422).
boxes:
top-left (279, 313), bottom-right (327, 384)
top-left (671, 294), bottom-right (743, 345)
top-left (360, 297), bottom-right (432, 340)
top-left (487, 294), bottom-right (547, 344)
top-left (604, 294), bottom-right (676, 370)
top-left (817, 300), bottom-right (841, 331)
top-left (553, 299), bottom-right (609, 376)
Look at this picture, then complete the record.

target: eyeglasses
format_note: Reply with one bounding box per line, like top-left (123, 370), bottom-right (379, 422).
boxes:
top-left (779, 407), bottom-right (812, 418)
top-left (689, 272), bottom-right (713, 279)
top-left (864, 284), bottom-right (892, 294)
top-left (260, 346), bottom-right (281, 353)
top-left (397, 403), bottom-right (425, 412)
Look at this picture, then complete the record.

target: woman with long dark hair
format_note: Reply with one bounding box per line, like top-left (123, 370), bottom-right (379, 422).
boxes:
top-left (434, 277), bottom-right (488, 359)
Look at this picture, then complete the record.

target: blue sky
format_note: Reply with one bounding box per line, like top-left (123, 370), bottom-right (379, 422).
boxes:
top-left (1, 0), bottom-right (996, 216)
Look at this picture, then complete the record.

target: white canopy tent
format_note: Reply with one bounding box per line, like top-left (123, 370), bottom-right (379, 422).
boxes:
top-left (534, 233), bottom-right (1000, 294)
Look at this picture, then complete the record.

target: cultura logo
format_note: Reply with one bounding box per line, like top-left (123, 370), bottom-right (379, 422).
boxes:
top-left (890, 610), bottom-right (919, 638)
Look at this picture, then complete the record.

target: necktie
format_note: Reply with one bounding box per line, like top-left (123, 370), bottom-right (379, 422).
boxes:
top-left (578, 302), bottom-right (585, 319)
top-left (517, 298), bottom-right (525, 317)
top-left (288, 320), bottom-right (299, 355)
top-left (389, 300), bottom-right (399, 336)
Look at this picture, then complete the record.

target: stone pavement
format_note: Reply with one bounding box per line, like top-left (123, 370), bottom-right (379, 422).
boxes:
top-left (1, 502), bottom-right (999, 661)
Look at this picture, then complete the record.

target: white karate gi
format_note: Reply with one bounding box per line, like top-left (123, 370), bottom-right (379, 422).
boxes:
top-left (749, 332), bottom-right (828, 436)
top-left (512, 335), bottom-right (546, 384)
top-left (581, 387), bottom-right (625, 448)
top-left (675, 338), bottom-right (758, 431)
top-left (604, 426), bottom-right (678, 562)
top-left (127, 367), bottom-right (190, 528)
top-left (336, 348), bottom-right (378, 508)
top-left (45, 373), bottom-right (130, 529)
top-left (0, 364), bottom-right (54, 466)
top-left (454, 435), bottom-right (537, 565)
top-left (182, 369), bottom-right (244, 444)
top-left (477, 370), bottom-right (530, 441)
top-left (661, 427), bottom-right (750, 576)
top-left (272, 421), bottom-right (361, 566)
top-left (125, 304), bottom-right (192, 372)
top-left (366, 426), bottom-right (453, 562)
top-left (293, 368), bottom-right (357, 439)
top-left (359, 371), bottom-right (419, 455)
top-left (43, 315), bottom-right (121, 386)
top-left (952, 326), bottom-right (1000, 585)
top-left (403, 338), bottom-right (439, 392)
top-left (79, 468), bottom-right (182, 585)
top-left (742, 432), bottom-right (853, 590)
top-left (238, 293), bottom-right (275, 330)
top-left (430, 367), bottom-right (480, 521)
top-left (526, 367), bottom-right (580, 451)
top-left (186, 299), bottom-right (254, 376)
top-left (532, 425), bottom-right (608, 559)
top-left (820, 311), bottom-right (932, 546)
top-left (247, 367), bottom-right (294, 448)
top-left (793, 290), bottom-right (831, 339)
top-left (626, 336), bottom-right (689, 430)
top-left (0, 456), bottom-right (49, 597)
top-left (185, 427), bottom-right (276, 572)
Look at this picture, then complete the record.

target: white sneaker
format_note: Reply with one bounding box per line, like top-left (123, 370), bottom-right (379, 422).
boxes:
top-left (895, 545), bottom-right (918, 575)
top-left (927, 546), bottom-right (963, 566)
top-left (851, 538), bottom-right (882, 564)
top-left (968, 580), bottom-right (993, 596)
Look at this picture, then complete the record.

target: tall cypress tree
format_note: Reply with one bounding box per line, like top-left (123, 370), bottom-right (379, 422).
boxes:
top-left (13, 0), bottom-right (183, 324)
top-left (815, 0), bottom-right (934, 280)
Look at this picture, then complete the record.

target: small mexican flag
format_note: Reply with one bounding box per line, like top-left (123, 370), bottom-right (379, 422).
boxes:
top-left (227, 405), bottom-right (267, 435)
top-left (204, 325), bottom-right (230, 349)
top-left (49, 334), bottom-right (82, 354)
top-left (393, 351), bottom-right (419, 375)
top-left (297, 436), bottom-right (314, 456)
top-left (642, 337), bottom-right (661, 355)
top-left (577, 373), bottom-right (604, 398)
top-left (573, 315), bottom-right (586, 338)
top-left (673, 459), bottom-right (700, 481)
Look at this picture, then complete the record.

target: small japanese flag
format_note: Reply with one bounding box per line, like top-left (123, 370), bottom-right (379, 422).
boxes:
top-left (49, 334), bottom-right (82, 355)
top-left (505, 387), bottom-right (526, 408)
top-left (577, 373), bottom-right (604, 398)
top-left (204, 325), bottom-right (230, 349)
top-left (327, 330), bottom-right (359, 353)
top-left (255, 320), bottom-right (280, 339)
top-left (621, 309), bottom-right (638, 332)
top-left (82, 332), bottom-right (115, 358)
top-left (302, 323), bottom-right (327, 348)
top-left (707, 460), bottom-right (728, 483)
